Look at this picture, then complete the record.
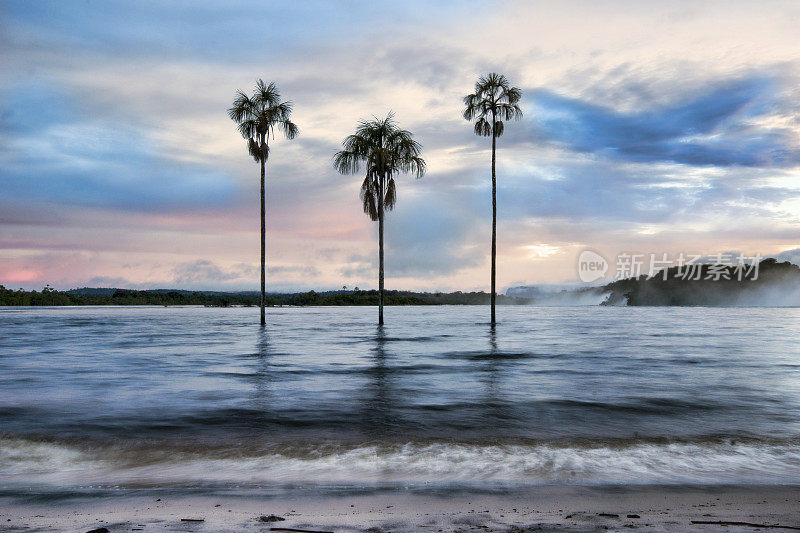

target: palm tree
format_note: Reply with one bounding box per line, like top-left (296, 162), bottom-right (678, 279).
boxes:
top-left (228, 80), bottom-right (298, 326)
top-left (463, 73), bottom-right (522, 326)
top-left (334, 114), bottom-right (426, 325)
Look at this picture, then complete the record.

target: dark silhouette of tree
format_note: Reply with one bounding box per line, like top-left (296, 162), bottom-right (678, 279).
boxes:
top-left (228, 80), bottom-right (298, 325)
top-left (463, 73), bottom-right (522, 326)
top-left (334, 113), bottom-right (425, 324)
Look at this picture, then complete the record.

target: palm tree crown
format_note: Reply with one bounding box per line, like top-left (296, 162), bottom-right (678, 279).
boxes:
top-left (334, 113), bottom-right (425, 220)
top-left (463, 73), bottom-right (523, 137)
top-left (228, 79), bottom-right (299, 162)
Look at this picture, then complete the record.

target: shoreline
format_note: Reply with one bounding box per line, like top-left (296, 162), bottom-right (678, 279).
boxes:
top-left (2, 485), bottom-right (800, 532)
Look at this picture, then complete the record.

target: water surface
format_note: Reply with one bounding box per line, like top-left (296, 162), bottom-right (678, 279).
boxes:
top-left (1, 306), bottom-right (799, 491)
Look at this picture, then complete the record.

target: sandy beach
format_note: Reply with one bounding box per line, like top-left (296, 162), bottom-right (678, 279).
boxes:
top-left (2, 485), bottom-right (800, 532)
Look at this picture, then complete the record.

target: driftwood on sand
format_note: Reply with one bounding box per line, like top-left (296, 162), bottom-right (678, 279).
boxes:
top-left (691, 520), bottom-right (800, 530)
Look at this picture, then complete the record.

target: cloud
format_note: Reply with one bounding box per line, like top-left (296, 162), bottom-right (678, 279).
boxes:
top-left (171, 260), bottom-right (254, 285)
top-left (334, 185), bottom-right (485, 282)
top-left (85, 276), bottom-right (130, 287)
top-left (170, 260), bottom-right (319, 288)
top-left (496, 158), bottom-right (800, 226)
top-left (1, 1), bottom-right (479, 64)
top-left (775, 248), bottom-right (800, 265)
top-left (527, 75), bottom-right (800, 167)
top-left (338, 253), bottom-right (376, 280)
top-left (0, 83), bottom-right (237, 212)
top-left (384, 195), bottom-right (484, 277)
top-left (267, 264), bottom-right (320, 277)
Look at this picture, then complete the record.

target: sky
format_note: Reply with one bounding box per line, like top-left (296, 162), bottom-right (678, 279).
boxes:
top-left (1, 0), bottom-right (800, 292)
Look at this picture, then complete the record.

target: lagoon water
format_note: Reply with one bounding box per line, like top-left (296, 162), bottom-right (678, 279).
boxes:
top-left (1, 305), bottom-right (800, 494)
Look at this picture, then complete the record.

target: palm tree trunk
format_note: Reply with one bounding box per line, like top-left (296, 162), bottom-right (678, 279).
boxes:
top-left (378, 177), bottom-right (385, 326)
top-left (490, 127), bottom-right (497, 326)
top-left (260, 153), bottom-right (266, 326)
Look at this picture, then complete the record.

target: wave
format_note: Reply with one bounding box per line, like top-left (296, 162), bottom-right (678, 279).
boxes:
top-left (2, 436), bottom-right (800, 489)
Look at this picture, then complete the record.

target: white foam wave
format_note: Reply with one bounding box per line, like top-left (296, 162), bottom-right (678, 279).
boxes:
top-left (2, 438), bottom-right (799, 488)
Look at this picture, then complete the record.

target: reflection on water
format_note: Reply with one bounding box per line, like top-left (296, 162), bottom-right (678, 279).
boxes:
top-left (251, 328), bottom-right (272, 410)
top-left (364, 325), bottom-right (393, 435)
top-left (1, 305), bottom-right (800, 488)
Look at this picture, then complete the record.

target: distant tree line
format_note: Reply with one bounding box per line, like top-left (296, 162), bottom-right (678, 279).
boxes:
top-left (0, 286), bottom-right (533, 307)
top-left (7, 259), bottom-right (795, 307)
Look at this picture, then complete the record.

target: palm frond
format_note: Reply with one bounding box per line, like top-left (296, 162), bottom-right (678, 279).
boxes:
top-left (360, 173), bottom-right (379, 221)
top-left (498, 102), bottom-right (523, 121)
top-left (248, 139), bottom-right (268, 161)
top-left (474, 117), bottom-right (491, 136)
top-left (238, 118), bottom-right (258, 140)
top-left (463, 93), bottom-right (480, 120)
top-left (227, 90), bottom-right (253, 123)
top-left (505, 86), bottom-right (522, 105)
top-left (333, 149), bottom-right (360, 174)
top-left (247, 139), bottom-right (258, 161)
top-left (254, 79), bottom-right (281, 108)
top-left (384, 177), bottom-right (396, 211)
top-left (282, 120), bottom-right (299, 140)
top-left (407, 156), bottom-right (426, 178)
top-left (271, 101), bottom-right (294, 122)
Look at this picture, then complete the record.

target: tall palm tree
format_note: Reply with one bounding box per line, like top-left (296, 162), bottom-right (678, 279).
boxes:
top-left (334, 114), bottom-right (425, 325)
top-left (229, 79), bottom-right (298, 326)
top-left (463, 73), bottom-right (522, 326)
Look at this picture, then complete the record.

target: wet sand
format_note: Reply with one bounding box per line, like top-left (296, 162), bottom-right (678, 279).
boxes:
top-left (2, 485), bottom-right (800, 532)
